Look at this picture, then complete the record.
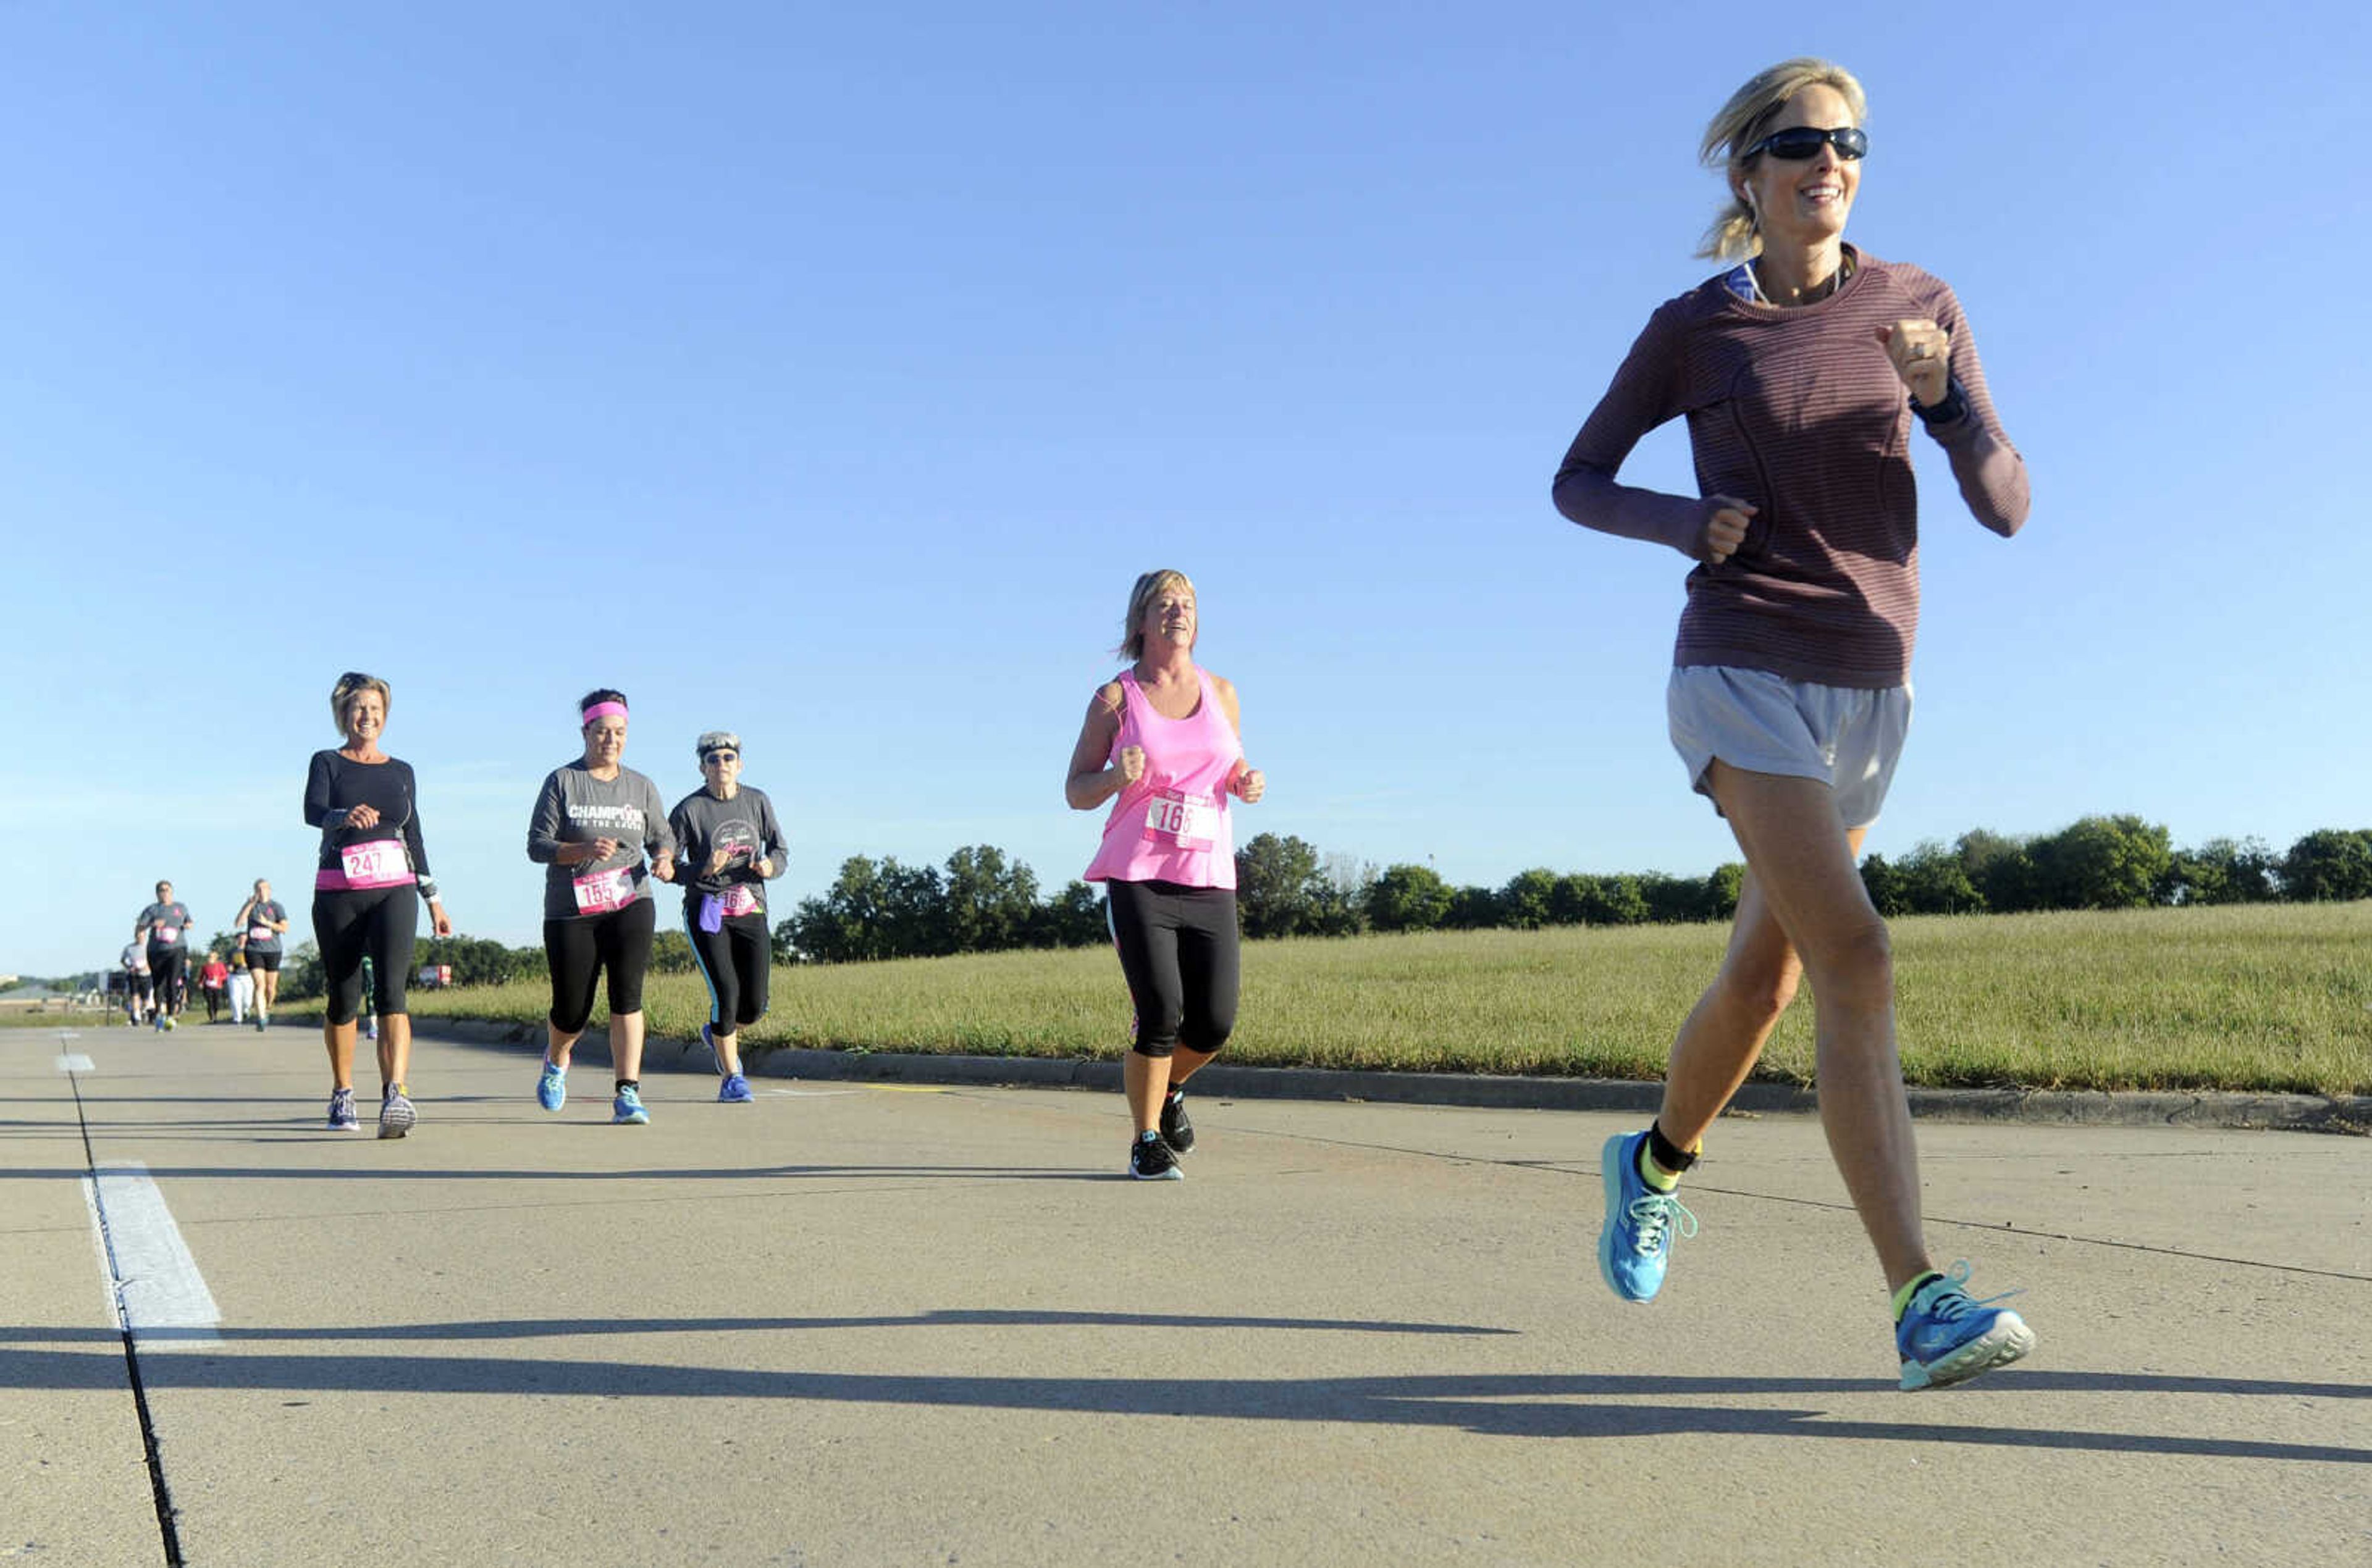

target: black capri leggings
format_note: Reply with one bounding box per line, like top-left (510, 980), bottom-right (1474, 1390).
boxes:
top-left (1105, 879), bottom-right (1240, 1059)
top-left (545, 898), bottom-right (657, 1036)
top-left (146, 947), bottom-right (186, 1014)
top-left (686, 903), bottom-right (771, 1033)
top-left (313, 887), bottom-right (417, 1026)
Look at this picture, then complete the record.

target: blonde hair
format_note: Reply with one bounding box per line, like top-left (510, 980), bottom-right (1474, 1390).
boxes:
top-left (330, 671), bottom-right (392, 736)
top-left (1117, 569), bottom-right (1195, 662)
top-left (1695, 58), bottom-right (1868, 262)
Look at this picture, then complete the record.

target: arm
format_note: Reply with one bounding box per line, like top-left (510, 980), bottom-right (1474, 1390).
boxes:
top-left (1551, 300), bottom-right (1733, 560)
top-left (1064, 684), bottom-right (1136, 810)
top-left (1917, 285), bottom-right (2029, 538)
top-left (1212, 677), bottom-right (1264, 803)
top-left (303, 752), bottom-right (347, 829)
top-left (644, 779), bottom-right (677, 881)
top-left (398, 764), bottom-right (450, 933)
top-left (757, 792), bottom-right (788, 881)
top-left (526, 772), bottom-right (569, 865)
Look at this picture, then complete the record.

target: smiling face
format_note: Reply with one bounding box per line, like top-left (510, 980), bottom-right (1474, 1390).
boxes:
top-left (582, 713), bottom-right (628, 768)
top-left (700, 747), bottom-right (741, 792)
top-left (1733, 84), bottom-right (1860, 253)
top-left (1137, 584), bottom-right (1197, 655)
top-left (343, 689), bottom-right (387, 748)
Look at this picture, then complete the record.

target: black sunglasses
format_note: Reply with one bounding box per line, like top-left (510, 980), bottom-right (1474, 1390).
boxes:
top-left (701, 751), bottom-right (738, 765)
top-left (1744, 125), bottom-right (1868, 162)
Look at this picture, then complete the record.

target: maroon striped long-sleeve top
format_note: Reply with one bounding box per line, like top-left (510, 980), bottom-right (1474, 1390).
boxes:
top-left (1553, 251), bottom-right (2029, 689)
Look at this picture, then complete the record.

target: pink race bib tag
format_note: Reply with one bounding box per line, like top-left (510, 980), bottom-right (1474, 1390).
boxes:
top-left (571, 865), bottom-right (636, 915)
top-left (248, 924), bottom-right (274, 944)
top-left (339, 839), bottom-right (411, 889)
top-left (1142, 790), bottom-right (1217, 850)
top-left (718, 884), bottom-right (761, 918)
top-left (154, 925), bottom-right (180, 945)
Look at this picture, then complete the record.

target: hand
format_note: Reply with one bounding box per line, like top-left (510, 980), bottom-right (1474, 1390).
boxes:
top-left (346, 803), bottom-right (382, 831)
top-left (754, 858), bottom-right (775, 878)
top-left (1875, 318), bottom-right (1951, 407)
top-left (429, 901), bottom-right (453, 938)
top-left (1233, 766), bottom-right (1266, 804)
top-left (1699, 495), bottom-right (1757, 566)
top-left (705, 848), bottom-right (734, 878)
top-left (1114, 746), bottom-right (1146, 789)
top-left (652, 853), bottom-right (676, 883)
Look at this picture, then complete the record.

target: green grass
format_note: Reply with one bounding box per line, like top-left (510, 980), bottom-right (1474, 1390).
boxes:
top-left (398, 901), bottom-right (2372, 1097)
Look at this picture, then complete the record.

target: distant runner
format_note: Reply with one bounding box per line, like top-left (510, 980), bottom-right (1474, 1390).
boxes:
top-left (668, 730), bottom-right (788, 1105)
top-left (305, 672), bottom-right (453, 1137)
top-left (528, 690), bottom-right (677, 1126)
top-left (233, 878), bottom-right (292, 1031)
top-left (1065, 569), bottom-right (1264, 1180)
top-left (133, 880), bottom-right (193, 1031)
top-left (119, 942), bottom-right (153, 1027)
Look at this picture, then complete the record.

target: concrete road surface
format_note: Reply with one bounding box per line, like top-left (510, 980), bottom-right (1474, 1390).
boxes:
top-left (4, 1020), bottom-right (2366, 1566)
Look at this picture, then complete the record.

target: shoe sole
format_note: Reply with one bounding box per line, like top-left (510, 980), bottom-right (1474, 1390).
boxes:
top-left (613, 1113), bottom-right (649, 1125)
top-left (377, 1101), bottom-right (416, 1139)
top-left (1901, 1314), bottom-right (2036, 1391)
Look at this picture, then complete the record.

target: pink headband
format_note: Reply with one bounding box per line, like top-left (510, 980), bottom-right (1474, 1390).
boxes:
top-left (581, 702), bottom-right (628, 725)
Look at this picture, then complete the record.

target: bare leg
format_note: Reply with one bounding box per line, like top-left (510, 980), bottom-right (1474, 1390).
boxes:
top-left (545, 1023), bottom-right (580, 1070)
top-left (379, 1013), bottom-right (412, 1092)
top-left (1122, 1052), bottom-right (1173, 1134)
top-left (612, 1012), bottom-right (645, 1082)
top-left (1166, 1044), bottom-right (1216, 1091)
top-left (1705, 761), bottom-right (1933, 1293)
top-left (710, 1028), bottom-right (744, 1076)
top-left (324, 1020), bottom-right (357, 1091)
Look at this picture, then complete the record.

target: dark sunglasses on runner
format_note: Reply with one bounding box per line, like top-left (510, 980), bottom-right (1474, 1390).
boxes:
top-left (701, 750), bottom-right (738, 765)
top-left (1744, 125), bottom-right (1868, 161)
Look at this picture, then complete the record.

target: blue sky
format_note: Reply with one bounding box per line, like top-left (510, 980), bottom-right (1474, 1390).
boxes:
top-left (4, 2), bottom-right (2365, 976)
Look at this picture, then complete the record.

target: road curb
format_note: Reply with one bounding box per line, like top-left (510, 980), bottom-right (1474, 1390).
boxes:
top-left (377, 1016), bottom-right (2372, 1135)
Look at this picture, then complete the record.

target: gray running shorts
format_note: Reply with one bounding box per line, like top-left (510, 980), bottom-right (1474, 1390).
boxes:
top-left (1667, 665), bottom-right (1912, 829)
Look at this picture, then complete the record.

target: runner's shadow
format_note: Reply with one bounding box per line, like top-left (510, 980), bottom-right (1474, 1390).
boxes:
top-left (0, 1350), bottom-right (2360, 1464)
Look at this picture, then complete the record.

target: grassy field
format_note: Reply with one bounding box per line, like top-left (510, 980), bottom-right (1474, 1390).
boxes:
top-left (395, 901), bottom-right (2372, 1097)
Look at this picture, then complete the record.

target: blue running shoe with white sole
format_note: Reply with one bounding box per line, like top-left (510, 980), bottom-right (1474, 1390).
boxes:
top-left (536, 1061), bottom-right (566, 1112)
top-left (327, 1088), bottom-right (360, 1133)
top-left (612, 1085), bottom-right (650, 1125)
top-left (1897, 1262), bottom-right (2035, 1390)
top-left (377, 1088), bottom-right (416, 1139)
top-left (1597, 1130), bottom-right (1697, 1302)
top-left (718, 1072), bottom-right (754, 1103)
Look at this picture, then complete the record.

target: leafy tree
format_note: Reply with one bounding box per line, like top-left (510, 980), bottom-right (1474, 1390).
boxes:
top-left (280, 941), bottom-right (324, 1000)
top-left (1639, 871), bottom-right (1712, 923)
top-left (1575, 873), bottom-right (1647, 926)
top-left (1234, 833), bottom-right (1325, 939)
top-left (1366, 863), bottom-right (1453, 933)
top-left (942, 844), bottom-right (1041, 953)
top-left (649, 928), bottom-right (697, 975)
top-left (2281, 828), bottom-right (2372, 902)
top-left (1895, 841), bottom-right (1985, 915)
top-left (2029, 815), bottom-right (2171, 910)
top-left (1860, 853), bottom-right (1907, 917)
top-left (1500, 868), bottom-right (1559, 929)
top-left (1955, 829), bottom-right (2038, 913)
top-left (2161, 836), bottom-right (2281, 906)
top-left (1027, 881), bottom-right (1109, 949)
top-left (1444, 886), bottom-right (1503, 929)
top-left (1705, 862), bottom-right (1746, 921)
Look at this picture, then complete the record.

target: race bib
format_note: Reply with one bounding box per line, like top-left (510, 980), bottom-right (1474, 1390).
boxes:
top-left (1142, 789), bottom-right (1216, 850)
top-left (718, 884), bottom-right (761, 918)
top-left (153, 925), bottom-right (180, 945)
top-left (571, 865), bottom-right (636, 915)
top-left (248, 924), bottom-right (275, 944)
top-left (339, 839), bottom-right (411, 889)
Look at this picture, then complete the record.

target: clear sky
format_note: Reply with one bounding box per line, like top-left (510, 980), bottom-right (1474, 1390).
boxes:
top-left (4, 2), bottom-right (2365, 977)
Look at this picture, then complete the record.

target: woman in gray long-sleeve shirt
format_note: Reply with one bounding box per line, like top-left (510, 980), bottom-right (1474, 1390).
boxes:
top-left (668, 729), bottom-right (788, 1104)
top-left (527, 689), bottom-right (678, 1126)
top-left (1553, 58), bottom-right (2034, 1392)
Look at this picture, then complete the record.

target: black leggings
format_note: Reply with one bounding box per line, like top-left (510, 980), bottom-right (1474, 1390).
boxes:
top-left (1106, 880), bottom-right (1240, 1059)
top-left (146, 947), bottom-right (186, 1016)
top-left (313, 887), bottom-right (416, 1026)
top-left (686, 903), bottom-right (770, 1033)
top-left (545, 899), bottom-right (656, 1036)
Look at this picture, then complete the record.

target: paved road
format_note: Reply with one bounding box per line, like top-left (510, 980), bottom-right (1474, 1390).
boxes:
top-left (6, 1020), bottom-right (2367, 1566)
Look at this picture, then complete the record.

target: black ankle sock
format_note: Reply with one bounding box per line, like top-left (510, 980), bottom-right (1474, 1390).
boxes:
top-left (1646, 1121), bottom-right (1697, 1175)
top-left (616, 1079), bottom-right (637, 1093)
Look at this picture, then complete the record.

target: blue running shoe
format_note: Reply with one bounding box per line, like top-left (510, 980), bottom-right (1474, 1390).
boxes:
top-left (327, 1088), bottom-right (360, 1133)
top-left (1597, 1130), bottom-right (1696, 1302)
top-left (718, 1072), bottom-right (754, 1104)
top-left (612, 1085), bottom-right (650, 1125)
top-left (536, 1061), bottom-right (566, 1112)
top-left (1897, 1262), bottom-right (2035, 1391)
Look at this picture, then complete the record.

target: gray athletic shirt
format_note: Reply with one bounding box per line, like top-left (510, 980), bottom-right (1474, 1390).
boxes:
top-left (667, 785), bottom-right (789, 916)
top-left (526, 761), bottom-right (678, 921)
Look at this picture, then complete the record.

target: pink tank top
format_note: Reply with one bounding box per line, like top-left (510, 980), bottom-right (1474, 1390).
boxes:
top-left (1083, 668), bottom-right (1244, 889)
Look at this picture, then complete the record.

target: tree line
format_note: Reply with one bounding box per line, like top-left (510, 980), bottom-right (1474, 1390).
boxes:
top-left (246, 818), bottom-right (2372, 987)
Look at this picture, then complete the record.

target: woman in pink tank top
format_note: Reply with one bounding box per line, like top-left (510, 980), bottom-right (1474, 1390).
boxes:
top-left (1065, 569), bottom-right (1265, 1181)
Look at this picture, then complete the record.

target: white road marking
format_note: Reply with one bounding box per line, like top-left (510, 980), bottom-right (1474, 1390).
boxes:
top-left (83, 1161), bottom-right (221, 1349)
top-left (56, 1054), bottom-right (94, 1072)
